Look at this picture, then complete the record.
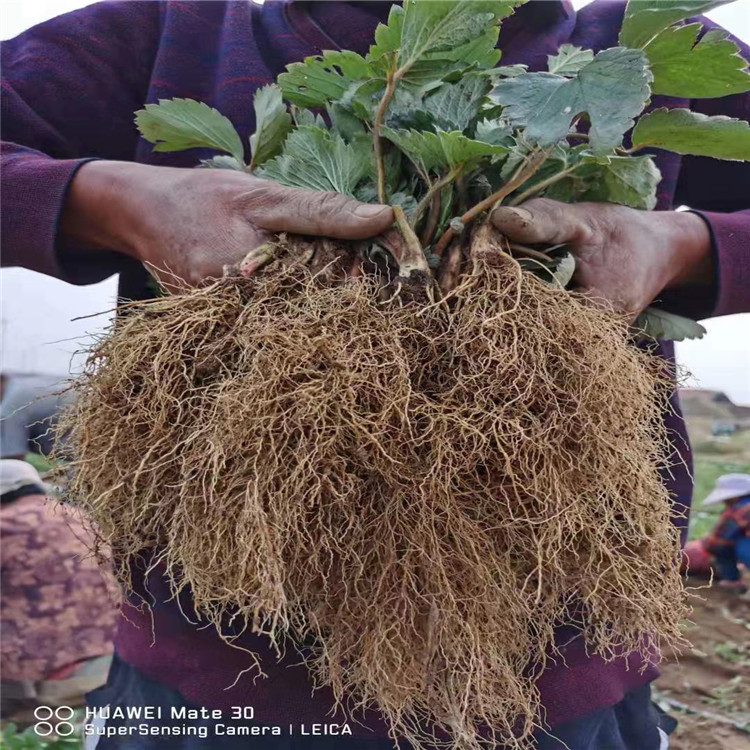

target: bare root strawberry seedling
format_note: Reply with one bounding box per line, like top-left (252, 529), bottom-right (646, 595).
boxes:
top-left (58, 2), bottom-right (750, 748)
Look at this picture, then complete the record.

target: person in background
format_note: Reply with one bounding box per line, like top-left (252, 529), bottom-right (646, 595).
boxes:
top-left (2, 1), bottom-right (749, 748)
top-left (700, 473), bottom-right (750, 592)
top-left (0, 372), bottom-right (72, 459)
top-left (0, 459), bottom-right (116, 720)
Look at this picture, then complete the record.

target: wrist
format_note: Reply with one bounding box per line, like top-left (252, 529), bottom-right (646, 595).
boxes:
top-left (662, 210), bottom-right (714, 289)
top-left (60, 160), bottom-right (157, 261)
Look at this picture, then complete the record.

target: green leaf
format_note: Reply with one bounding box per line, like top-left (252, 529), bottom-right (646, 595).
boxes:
top-left (475, 118), bottom-right (515, 147)
top-left (632, 108), bottom-right (750, 160)
top-left (518, 252), bottom-right (574, 287)
top-left (499, 145), bottom-right (531, 181)
top-left (385, 87), bottom-right (436, 131)
top-left (538, 148), bottom-right (660, 209)
top-left (368, 4), bottom-right (404, 66)
top-left (257, 127), bottom-right (371, 197)
top-left (491, 47), bottom-right (652, 154)
top-left (278, 51), bottom-right (376, 108)
top-left (135, 98), bottom-right (245, 164)
top-left (249, 85), bottom-right (292, 169)
top-left (426, 75), bottom-right (492, 132)
top-left (505, 143), bottom-right (579, 196)
top-left (292, 107), bottom-right (326, 128)
top-left (381, 128), bottom-right (509, 173)
top-left (377, 25), bottom-right (504, 76)
top-left (579, 155), bottom-right (662, 210)
top-left (343, 79), bottom-right (389, 122)
top-left (199, 155), bottom-right (245, 170)
top-left (645, 24), bottom-right (750, 98)
top-left (443, 29), bottom-right (503, 70)
top-left (481, 64), bottom-right (529, 79)
top-left (382, 146), bottom-right (406, 195)
top-left (327, 101), bottom-right (367, 141)
top-left (397, 0), bottom-right (521, 72)
top-left (367, 2), bottom-right (518, 88)
top-left (619, 0), bottom-right (733, 49)
top-left (635, 307), bottom-right (707, 341)
top-left (547, 44), bottom-right (594, 76)
top-left (398, 60), bottom-right (469, 92)
top-left (389, 191), bottom-right (420, 220)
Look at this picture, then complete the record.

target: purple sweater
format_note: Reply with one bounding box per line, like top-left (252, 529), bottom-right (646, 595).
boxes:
top-left (3, 0), bottom-right (750, 737)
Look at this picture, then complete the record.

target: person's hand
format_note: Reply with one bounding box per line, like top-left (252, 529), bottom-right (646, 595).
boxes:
top-left (61, 161), bottom-right (394, 288)
top-left (490, 198), bottom-right (713, 319)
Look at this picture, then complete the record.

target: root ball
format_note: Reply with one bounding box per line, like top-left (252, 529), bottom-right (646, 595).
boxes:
top-left (59, 234), bottom-right (687, 749)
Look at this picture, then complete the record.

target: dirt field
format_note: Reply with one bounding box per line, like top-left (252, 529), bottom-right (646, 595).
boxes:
top-left (655, 583), bottom-right (750, 750)
top-left (664, 403), bottom-right (750, 749)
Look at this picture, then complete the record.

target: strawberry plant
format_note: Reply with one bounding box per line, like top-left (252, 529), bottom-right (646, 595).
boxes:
top-left (136, 0), bottom-right (750, 338)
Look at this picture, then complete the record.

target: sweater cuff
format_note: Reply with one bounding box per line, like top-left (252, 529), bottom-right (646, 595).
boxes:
top-left (691, 210), bottom-right (750, 318)
top-left (1, 146), bottom-right (92, 277)
top-left (1, 147), bottom-right (128, 285)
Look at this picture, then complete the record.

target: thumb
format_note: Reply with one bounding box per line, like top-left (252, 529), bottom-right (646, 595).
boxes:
top-left (490, 198), bottom-right (585, 246)
top-left (242, 181), bottom-right (394, 240)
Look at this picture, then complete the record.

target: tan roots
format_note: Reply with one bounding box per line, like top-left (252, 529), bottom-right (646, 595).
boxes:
top-left (58, 232), bottom-right (687, 749)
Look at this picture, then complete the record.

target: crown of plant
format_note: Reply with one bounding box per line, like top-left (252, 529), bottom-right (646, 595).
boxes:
top-left (136, 0), bottom-right (750, 340)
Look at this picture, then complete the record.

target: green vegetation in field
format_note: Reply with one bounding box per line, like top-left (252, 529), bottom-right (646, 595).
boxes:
top-left (23, 452), bottom-right (56, 475)
top-left (713, 641), bottom-right (750, 668)
top-left (705, 676), bottom-right (750, 716)
top-left (0, 723), bottom-right (82, 750)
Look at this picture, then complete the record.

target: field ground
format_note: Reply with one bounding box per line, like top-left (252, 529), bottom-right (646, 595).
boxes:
top-left (656, 420), bottom-right (750, 748)
top-left (655, 584), bottom-right (750, 750)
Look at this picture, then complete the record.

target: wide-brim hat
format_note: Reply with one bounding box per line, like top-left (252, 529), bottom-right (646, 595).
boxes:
top-left (0, 459), bottom-right (50, 497)
top-left (703, 473), bottom-right (750, 507)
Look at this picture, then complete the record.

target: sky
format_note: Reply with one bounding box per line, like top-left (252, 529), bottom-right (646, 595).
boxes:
top-left (1, 0), bottom-right (749, 404)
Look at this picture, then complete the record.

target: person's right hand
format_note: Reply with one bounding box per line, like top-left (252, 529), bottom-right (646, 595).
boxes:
top-left (490, 198), bottom-right (712, 320)
top-left (61, 161), bottom-right (394, 288)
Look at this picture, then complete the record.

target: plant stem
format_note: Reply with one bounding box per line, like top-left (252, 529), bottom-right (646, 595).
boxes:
top-left (373, 71), bottom-right (400, 204)
top-left (392, 205), bottom-right (431, 275)
top-left (432, 149), bottom-right (549, 258)
top-left (412, 168), bottom-right (460, 229)
top-left (438, 237), bottom-right (465, 295)
top-left (508, 164), bottom-right (580, 206)
top-left (508, 243), bottom-right (553, 263)
top-left (420, 191), bottom-right (442, 247)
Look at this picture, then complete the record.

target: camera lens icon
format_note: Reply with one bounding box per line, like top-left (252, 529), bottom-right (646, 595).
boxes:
top-left (34, 706), bottom-right (76, 737)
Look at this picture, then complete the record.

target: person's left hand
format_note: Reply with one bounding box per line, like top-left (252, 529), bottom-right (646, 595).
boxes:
top-left (490, 198), bottom-right (713, 319)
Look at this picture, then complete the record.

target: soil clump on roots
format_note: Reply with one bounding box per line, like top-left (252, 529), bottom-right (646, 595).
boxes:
top-left (59, 230), bottom-right (688, 749)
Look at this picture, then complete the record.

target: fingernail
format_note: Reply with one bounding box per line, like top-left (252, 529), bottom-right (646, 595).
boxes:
top-left (493, 206), bottom-right (533, 223)
top-left (354, 204), bottom-right (389, 218)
